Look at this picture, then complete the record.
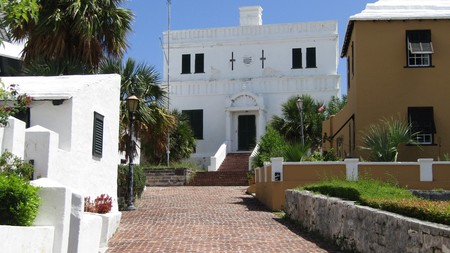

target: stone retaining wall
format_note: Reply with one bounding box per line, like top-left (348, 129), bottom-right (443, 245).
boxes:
top-left (285, 190), bottom-right (450, 253)
top-left (144, 168), bottom-right (192, 186)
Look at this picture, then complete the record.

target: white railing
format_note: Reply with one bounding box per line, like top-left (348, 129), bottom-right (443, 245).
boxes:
top-left (208, 141), bottom-right (228, 171)
top-left (248, 143), bottom-right (259, 171)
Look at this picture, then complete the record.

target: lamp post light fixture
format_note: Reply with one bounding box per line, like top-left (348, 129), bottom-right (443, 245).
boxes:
top-left (296, 97), bottom-right (305, 146)
top-left (126, 95), bottom-right (139, 211)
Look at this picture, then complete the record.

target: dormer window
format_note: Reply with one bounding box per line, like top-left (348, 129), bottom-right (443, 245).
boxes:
top-left (406, 30), bottom-right (433, 67)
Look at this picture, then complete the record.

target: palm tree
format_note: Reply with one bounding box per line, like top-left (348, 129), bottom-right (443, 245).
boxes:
top-left (5, 0), bottom-right (133, 73)
top-left (271, 95), bottom-right (325, 149)
top-left (360, 117), bottom-right (418, 162)
top-left (99, 57), bottom-right (175, 161)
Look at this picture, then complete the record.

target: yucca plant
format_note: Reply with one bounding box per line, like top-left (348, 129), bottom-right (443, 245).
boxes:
top-left (361, 117), bottom-right (418, 162)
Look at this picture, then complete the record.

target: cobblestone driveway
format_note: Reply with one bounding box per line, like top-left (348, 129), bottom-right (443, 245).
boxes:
top-left (107, 186), bottom-right (341, 253)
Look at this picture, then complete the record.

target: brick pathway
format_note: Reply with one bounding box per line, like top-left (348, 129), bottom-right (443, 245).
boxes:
top-left (107, 186), bottom-right (341, 253)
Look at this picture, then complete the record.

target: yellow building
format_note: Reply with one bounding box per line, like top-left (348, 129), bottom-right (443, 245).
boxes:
top-left (323, 0), bottom-right (450, 161)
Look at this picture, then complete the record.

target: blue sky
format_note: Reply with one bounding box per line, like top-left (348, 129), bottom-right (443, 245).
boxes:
top-left (123, 1), bottom-right (374, 96)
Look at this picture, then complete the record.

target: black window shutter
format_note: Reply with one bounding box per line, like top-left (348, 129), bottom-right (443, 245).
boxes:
top-left (306, 47), bottom-right (317, 68)
top-left (92, 112), bottom-right (104, 158)
top-left (292, 48), bottom-right (302, 69)
top-left (181, 54), bottom-right (191, 74)
top-left (182, 110), bottom-right (203, 139)
top-left (195, 54), bottom-right (204, 73)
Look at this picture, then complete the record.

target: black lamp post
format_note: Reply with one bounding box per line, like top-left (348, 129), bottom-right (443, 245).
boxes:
top-left (296, 97), bottom-right (305, 146)
top-left (126, 95), bottom-right (139, 211)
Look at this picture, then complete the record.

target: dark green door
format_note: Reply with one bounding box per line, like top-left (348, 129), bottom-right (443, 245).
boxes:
top-left (238, 115), bottom-right (256, 151)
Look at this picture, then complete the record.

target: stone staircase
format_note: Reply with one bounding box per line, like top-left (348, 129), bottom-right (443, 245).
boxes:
top-left (189, 153), bottom-right (250, 186)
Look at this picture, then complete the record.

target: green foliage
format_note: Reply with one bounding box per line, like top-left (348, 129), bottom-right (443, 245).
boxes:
top-left (253, 126), bottom-right (288, 168)
top-left (303, 184), bottom-right (361, 201)
top-left (299, 178), bottom-right (450, 225)
top-left (0, 174), bottom-right (40, 226)
top-left (284, 143), bottom-right (309, 162)
top-left (302, 149), bottom-right (341, 162)
top-left (360, 117), bottom-right (418, 161)
top-left (117, 165), bottom-right (146, 210)
top-left (0, 0), bottom-right (39, 34)
top-left (5, 0), bottom-right (133, 73)
top-left (0, 151), bottom-right (34, 179)
top-left (270, 95), bottom-right (347, 151)
top-left (99, 57), bottom-right (176, 164)
top-left (169, 111), bottom-right (196, 163)
top-left (0, 83), bottom-right (32, 127)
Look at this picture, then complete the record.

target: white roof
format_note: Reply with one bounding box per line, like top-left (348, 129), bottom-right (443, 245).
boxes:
top-left (351, 0), bottom-right (450, 20)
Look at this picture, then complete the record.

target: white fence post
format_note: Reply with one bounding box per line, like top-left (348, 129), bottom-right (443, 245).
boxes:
top-left (3, 117), bottom-right (26, 158)
top-left (418, 158), bottom-right (433, 182)
top-left (345, 158), bottom-right (359, 181)
top-left (271, 157), bottom-right (284, 182)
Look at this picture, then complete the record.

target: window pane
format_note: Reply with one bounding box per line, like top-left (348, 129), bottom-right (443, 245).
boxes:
top-left (408, 107), bottom-right (435, 144)
top-left (182, 110), bottom-right (203, 139)
top-left (195, 54), bottom-right (204, 73)
top-left (292, 48), bottom-right (302, 69)
top-left (181, 54), bottom-right (191, 74)
top-left (306, 47), bottom-right (316, 68)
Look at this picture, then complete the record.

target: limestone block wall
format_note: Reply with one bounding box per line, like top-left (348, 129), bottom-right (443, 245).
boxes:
top-left (145, 168), bottom-right (193, 186)
top-left (285, 190), bottom-right (450, 253)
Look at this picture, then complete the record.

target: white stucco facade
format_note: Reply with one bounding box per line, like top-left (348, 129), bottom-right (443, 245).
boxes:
top-left (163, 6), bottom-right (340, 166)
top-left (0, 74), bottom-right (121, 210)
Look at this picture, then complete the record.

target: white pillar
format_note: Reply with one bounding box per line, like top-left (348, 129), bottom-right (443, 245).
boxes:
top-left (271, 157), bottom-right (284, 182)
top-left (225, 110), bottom-right (231, 152)
top-left (25, 126), bottom-right (59, 179)
top-left (345, 158), bottom-right (359, 181)
top-left (418, 158), bottom-right (433, 182)
top-left (31, 178), bottom-right (72, 253)
top-left (257, 109), bottom-right (265, 141)
top-left (3, 117), bottom-right (26, 158)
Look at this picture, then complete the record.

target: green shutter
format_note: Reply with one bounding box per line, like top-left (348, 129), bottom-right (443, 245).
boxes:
top-left (92, 112), bottom-right (104, 158)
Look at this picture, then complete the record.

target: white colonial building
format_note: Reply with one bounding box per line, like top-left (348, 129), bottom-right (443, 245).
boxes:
top-left (163, 6), bottom-right (340, 168)
top-left (0, 27), bottom-right (23, 76)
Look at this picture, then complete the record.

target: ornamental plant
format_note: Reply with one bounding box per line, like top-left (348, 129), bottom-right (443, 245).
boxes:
top-left (0, 151), bottom-right (34, 179)
top-left (0, 82), bottom-right (32, 126)
top-left (0, 174), bottom-right (40, 226)
top-left (84, 194), bottom-right (113, 214)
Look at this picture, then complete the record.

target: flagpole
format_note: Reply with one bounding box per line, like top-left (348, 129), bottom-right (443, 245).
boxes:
top-left (166, 0), bottom-right (171, 167)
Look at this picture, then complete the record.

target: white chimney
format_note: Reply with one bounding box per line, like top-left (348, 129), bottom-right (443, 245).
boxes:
top-left (239, 6), bottom-right (263, 26)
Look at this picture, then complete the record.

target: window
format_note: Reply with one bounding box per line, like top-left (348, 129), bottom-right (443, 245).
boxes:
top-left (306, 47), bottom-right (317, 68)
top-left (406, 30), bottom-right (433, 67)
top-left (181, 54), bottom-right (191, 74)
top-left (92, 112), bottom-right (104, 157)
top-left (182, 110), bottom-right (203, 139)
top-left (408, 107), bottom-right (436, 145)
top-left (292, 48), bottom-right (302, 69)
top-left (194, 53), bottom-right (204, 73)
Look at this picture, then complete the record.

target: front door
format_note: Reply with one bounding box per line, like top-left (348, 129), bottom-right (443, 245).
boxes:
top-left (238, 115), bottom-right (256, 151)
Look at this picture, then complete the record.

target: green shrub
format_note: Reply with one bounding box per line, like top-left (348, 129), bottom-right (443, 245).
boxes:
top-left (298, 179), bottom-right (450, 225)
top-left (117, 164), bottom-right (146, 210)
top-left (303, 184), bottom-right (360, 201)
top-left (253, 126), bottom-right (288, 168)
top-left (0, 151), bottom-right (34, 179)
top-left (0, 174), bottom-right (40, 226)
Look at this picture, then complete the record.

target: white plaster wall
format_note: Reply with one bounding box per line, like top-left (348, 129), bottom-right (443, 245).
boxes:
top-left (164, 20), bottom-right (339, 81)
top-left (0, 40), bottom-right (24, 59)
top-left (2, 117), bottom-right (26, 158)
top-left (164, 17), bottom-right (340, 163)
top-left (0, 225), bottom-right (55, 253)
top-left (3, 74), bottom-right (121, 211)
top-left (30, 100), bottom-right (73, 150)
